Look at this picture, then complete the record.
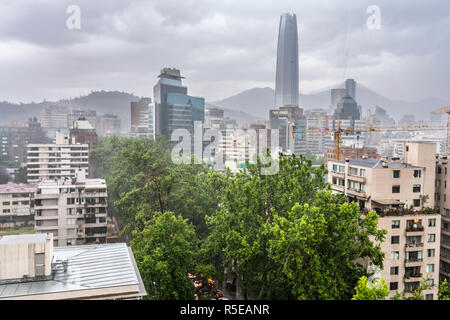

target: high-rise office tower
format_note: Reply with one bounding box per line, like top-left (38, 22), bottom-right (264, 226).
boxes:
top-left (345, 79), bottom-right (356, 100)
top-left (153, 68), bottom-right (204, 138)
top-left (275, 13), bottom-right (299, 108)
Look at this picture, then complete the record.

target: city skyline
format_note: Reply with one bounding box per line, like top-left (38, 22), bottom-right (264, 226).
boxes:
top-left (0, 0), bottom-right (449, 104)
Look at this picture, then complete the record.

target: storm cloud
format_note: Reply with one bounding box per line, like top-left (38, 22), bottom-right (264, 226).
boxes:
top-left (0, 0), bottom-right (449, 104)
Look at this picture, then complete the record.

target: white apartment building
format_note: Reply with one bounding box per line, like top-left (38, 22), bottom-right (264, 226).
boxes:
top-left (305, 109), bottom-right (328, 155)
top-left (34, 169), bottom-right (107, 247)
top-left (26, 132), bottom-right (89, 183)
top-left (0, 183), bottom-right (36, 228)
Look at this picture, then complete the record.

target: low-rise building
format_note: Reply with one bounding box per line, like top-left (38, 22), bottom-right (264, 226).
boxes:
top-left (0, 234), bottom-right (146, 299)
top-left (34, 169), bottom-right (107, 247)
top-left (0, 183), bottom-right (36, 228)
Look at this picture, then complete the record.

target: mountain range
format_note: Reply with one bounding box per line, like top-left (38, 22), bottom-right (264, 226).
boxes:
top-left (211, 83), bottom-right (450, 122)
top-left (1, 83), bottom-right (448, 130)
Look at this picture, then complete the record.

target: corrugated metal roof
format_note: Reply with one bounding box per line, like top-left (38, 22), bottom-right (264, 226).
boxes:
top-left (0, 243), bottom-right (142, 299)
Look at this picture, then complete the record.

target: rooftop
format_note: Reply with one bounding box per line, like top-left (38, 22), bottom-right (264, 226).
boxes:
top-left (0, 233), bottom-right (50, 245)
top-left (0, 242), bottom-right (146, 300)
top-left (0, 183), bottom-right (36, 194)
top-left (38, 178), bottom-right (106, 187)
top-left (333, 158), bottom-right (421, 169)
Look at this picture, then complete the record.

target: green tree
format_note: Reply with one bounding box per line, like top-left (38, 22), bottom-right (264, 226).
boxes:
top-left (268, 193), bottom-right (386, 299)
top-left (352, 276), bottom-right (389, 300)
top-left (13, 166), bottom-right (27, 184)
top-left (438, 278), bottom-right (450, 300)
top-left (130, 211), bottom-right (195, 300)
top-left (205, 153), bottom-right (386, 299)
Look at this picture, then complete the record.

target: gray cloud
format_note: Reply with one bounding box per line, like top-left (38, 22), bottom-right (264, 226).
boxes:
top-left (0, 0), bottom-right (449, 104)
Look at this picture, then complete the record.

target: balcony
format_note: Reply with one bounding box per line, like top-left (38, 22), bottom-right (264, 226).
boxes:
top-left (406, 225), bottom-right (425, 233)
top-left (406, 242), bottom-right (424, 249)
top-left (405, 258), bottom-right (423, 264)
top-left (404, 273), bottom-right (423, 280)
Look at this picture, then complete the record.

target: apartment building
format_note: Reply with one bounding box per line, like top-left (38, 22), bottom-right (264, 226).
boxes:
top-left (372, 212), bottom-right (441, 300)
top-left (34, 169), bottom-right (107, 247)
top-left (435, 156), bottom-right (450, 283)
top-left (0, 234), bottom-right (146, 299)
top-left (0, 183), bottom-right (36, 228)
top-left (328, 141), bottom-right (441, 298)
top-left (26, 132), bottom-right (89, 183)
top-left (328, 142), bottom-right (436, 211)
top-left (324, 146), bottom-right (379, 165)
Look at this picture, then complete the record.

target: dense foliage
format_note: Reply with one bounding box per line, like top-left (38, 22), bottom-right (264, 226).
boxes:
top-left (91, 135), bottom-right (387, 300)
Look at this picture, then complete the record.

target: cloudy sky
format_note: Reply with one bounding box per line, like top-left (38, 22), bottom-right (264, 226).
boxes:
top-left (0, 0), bottom-right (449, 104)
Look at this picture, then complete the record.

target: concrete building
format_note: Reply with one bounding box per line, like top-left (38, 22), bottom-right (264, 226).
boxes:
top-left (41, 106), bottom-right (70, 129)
top-left (69, 118), bottom-right (98, 152)
top-left (369, 211), bottom-right (441, 300)
top-left (324, 146), bottom-right (379, 165)
top-left (269, 105), bottom-right (306, 155)
top-left (0, 183), bottom-right (36, 228)
top-left (0, 234), bottom-right (146, 299)
top-left (328, 141), bottom-right (441, 299)
top-left (153, 68), bottom-right (205, 139)
top-left (130, 97), bottom-right (154, 138)
top-left (305, 109), bottom-right (328, 156)
top-left (98, 113), bottom-right (122, 137)
top-left (0, 118), bottom-right (50, 164)
top-left (435, 157), bottom-right (450, 284)
top-left (34, 169), bottom-right (107, 247)
top-left (275, 13), bottom-right (299, 108)
top-left (26, 132), bottom-right (89, 184)
top-left (67, 109), bottom-right (98, 131)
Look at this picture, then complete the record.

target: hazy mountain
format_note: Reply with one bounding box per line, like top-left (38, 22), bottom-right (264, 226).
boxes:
top-left (0, 91), bottom-right (140, 131)
top-left (205, 103), bottom-right (263, 127)
top-left (211, 84), bottom-right (450, 122)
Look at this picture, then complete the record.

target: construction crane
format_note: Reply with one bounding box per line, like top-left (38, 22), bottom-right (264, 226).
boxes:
top-left (434, 106), bottom-right (450, 156)
top-left (292, 117), bottom-right (446, 161)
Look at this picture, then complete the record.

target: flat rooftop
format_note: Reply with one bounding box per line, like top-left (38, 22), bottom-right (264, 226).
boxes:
top-left (0, 183), bottom-right (36, 194)
top-left (0, 233), bottom-right (50, 245)
top-left (38, 178), bottom-right (106, 187)
top-left (0, 242), bottom-right (146, 300)
top-left (333, 158), bottom-right (421, 169)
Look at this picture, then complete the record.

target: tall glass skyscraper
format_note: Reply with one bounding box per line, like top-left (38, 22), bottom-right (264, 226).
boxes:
top-left (275, 13), bottom-right (299, 108)
top-left (153, 68), bottom-right (205, 138)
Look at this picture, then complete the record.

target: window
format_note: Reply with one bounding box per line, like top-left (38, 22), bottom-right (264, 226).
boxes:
top-left (393, 170), bottom-right (400, 178)
top-left (391, 236), bottom-right (400, 244)
top-left (428, 249), bottom-right (435, 257)
top-left (67, 229), bottom-right (77, 235)
top-left (426, 279), bottom-right (434, 286)
top-left (414, 170), bottom-right (422, 178)
top-left (390, 266), bottom-right (399, 275)
top-left (413, 184), bottom-right (421, 193)
top-left (428, 234), bottom-right (436, 242)
top-left (426, 264), bottom-right (434, 273)
top-left (413, 199), bottom-right (421, 207)
top-left (392, 185), bottom-right (400, 193)
top-left (349, 167), bottom-right (358, 175)
top-left (428, 219), bottom-right (436, 227)
top-left (390, 282), bottom-right (398, 291)
top-left (391, 251), bottom-right (399, 260)
top-left (392, 220), bottom-right (400, 229)
top-left (339, 165), bottom-right (345, 173)
top-left (360, 169), bottom-right (366, 177)
top-left (332, 164), bottom-right (338, 172)
top-left (425, 294), bottom-right (433, 300)
top-left (67, 218), bottom-right (76, 225)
